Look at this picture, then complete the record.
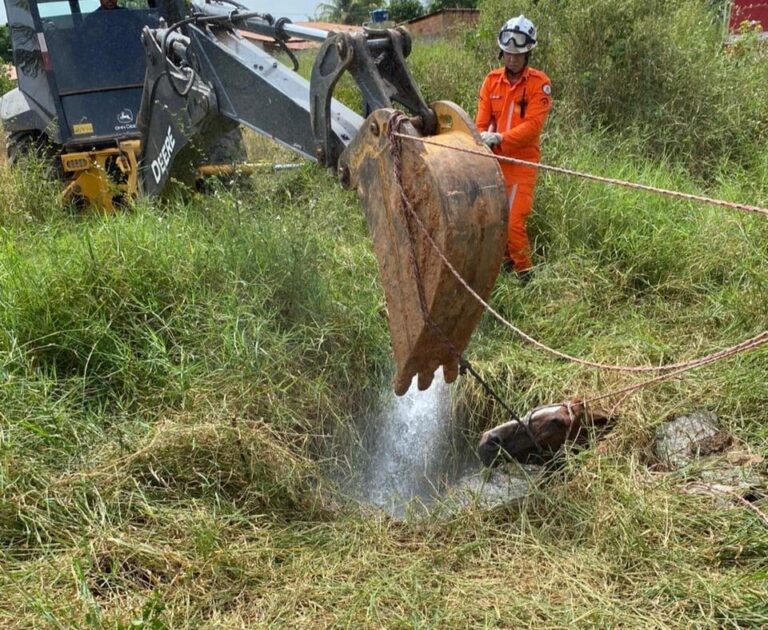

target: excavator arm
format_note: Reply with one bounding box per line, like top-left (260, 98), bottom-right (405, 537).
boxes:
top-left (139, 3), bottom-right (432, 189)
top-left (138, 2), bottom-right (508, 394)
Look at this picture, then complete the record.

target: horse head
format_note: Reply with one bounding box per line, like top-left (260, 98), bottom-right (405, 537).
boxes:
top-left (477, 401), bottom-right (614, 467)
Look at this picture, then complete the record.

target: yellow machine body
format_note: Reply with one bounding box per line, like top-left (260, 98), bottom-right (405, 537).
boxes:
top-left (59, 140), bottom-right (141, 211)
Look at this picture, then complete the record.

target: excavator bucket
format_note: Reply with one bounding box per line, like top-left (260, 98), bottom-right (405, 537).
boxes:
top-left (339, 101), bottom-right (508, 395)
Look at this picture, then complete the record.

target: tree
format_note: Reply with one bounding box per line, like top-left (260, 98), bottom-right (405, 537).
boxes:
top-left (0, 25), bottom-right (12, 64)
top-left (315, 0), bottom-right (379, 25)
top-left (426, 0), bottom-right (477, 13)
top-left (388, 0), bottom-right (424, 24)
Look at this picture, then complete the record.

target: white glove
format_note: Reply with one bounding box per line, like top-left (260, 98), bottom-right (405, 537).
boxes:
top-left (480, 131), bottom-right (502, 147)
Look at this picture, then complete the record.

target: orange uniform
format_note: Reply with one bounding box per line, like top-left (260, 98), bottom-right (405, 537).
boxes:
top-left (476, 66), bottom-right (552, 271)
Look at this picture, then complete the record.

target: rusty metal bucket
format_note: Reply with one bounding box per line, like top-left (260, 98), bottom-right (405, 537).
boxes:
top-left (339, 101), bottom-right (508, 395)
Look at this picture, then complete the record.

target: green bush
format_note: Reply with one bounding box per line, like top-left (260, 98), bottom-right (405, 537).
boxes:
top-left (407, 39), bottom-right (487, 114)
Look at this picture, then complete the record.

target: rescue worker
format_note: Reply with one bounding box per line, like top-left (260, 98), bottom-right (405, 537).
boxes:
top-left (476, 15), bottom-right (552, 282)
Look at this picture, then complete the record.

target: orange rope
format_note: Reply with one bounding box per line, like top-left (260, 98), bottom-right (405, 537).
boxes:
top-left (400, 198), bottom-right (768, 373)
top-left (394, 133), bottom-right (768, 219)
top-left (388, 131), bottom-right (768, 386)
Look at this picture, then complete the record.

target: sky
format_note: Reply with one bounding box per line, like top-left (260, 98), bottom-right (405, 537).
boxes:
top-left (1, 0), bottom-right (326, 26)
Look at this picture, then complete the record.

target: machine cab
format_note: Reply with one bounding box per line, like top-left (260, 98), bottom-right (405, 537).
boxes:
top-left (2, 0), bottom-right (183, 148)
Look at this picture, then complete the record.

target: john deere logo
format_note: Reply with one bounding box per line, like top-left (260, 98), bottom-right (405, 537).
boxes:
top-left (117, 109), bottom-right (134, 124)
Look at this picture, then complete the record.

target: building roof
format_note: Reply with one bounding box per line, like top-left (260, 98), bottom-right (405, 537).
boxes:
top-left (239, 21), bottom-right (363, 50)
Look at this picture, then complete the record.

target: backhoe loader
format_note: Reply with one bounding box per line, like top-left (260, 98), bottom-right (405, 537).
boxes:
top-left (0, 0), bottom-right (508, 394)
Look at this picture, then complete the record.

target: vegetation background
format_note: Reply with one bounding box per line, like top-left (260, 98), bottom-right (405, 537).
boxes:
top-left (317, 0), bottom-right (478, 26)
top-left (1, 0), bottom-right (767, 626)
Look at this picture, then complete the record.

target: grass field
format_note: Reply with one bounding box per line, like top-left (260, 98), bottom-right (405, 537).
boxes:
top-left (1, 2), bottom-right (767, 626)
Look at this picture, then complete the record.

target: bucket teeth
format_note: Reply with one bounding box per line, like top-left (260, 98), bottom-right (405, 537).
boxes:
top-left (340, 102), bottom-right (508, 395)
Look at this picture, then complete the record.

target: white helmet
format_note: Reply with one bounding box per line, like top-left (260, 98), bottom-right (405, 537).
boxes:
top-left (497, 15), bottom-right (537, 54)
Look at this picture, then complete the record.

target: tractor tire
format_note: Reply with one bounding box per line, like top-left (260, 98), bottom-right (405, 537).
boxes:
top-left (199, 126), bottom-right (248, 165)
top-left (168, 125), bottom-right (248, 191)
top-left (197, 126), bottom-right (250, 192)
top-left (8, 131), bottom-right (45, 165)
top-left (7, 131), bottom-right (38, 166)
top-left (6, 131), bottom-right (63, 179)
